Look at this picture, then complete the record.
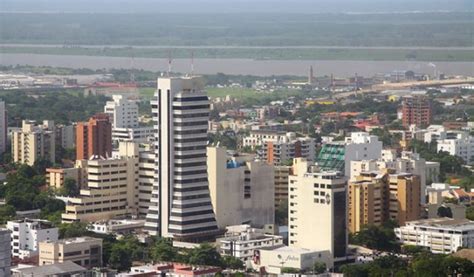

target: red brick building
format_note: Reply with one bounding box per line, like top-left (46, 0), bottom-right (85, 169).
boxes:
top-left (402, 96), bottom-right (432, 128)
top-left (76, 113), bottom-right (112, 160)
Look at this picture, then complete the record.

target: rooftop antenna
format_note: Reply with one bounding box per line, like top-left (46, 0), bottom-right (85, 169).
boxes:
top-left (191, 50), bottom-right (195, 76)
top-left (167, 50), bottom-right (172, 77)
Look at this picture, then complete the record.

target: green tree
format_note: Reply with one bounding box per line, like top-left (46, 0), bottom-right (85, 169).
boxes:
top-left (312, 261), bottom-right (326, 274)
top-left (281, 267), bottom-right (300, 274)
top-left (59, 178), bottom-right (80, 197)
top-left (340, 263), bottom-right (370, 277)
top-left (108, 243), bottom-right (133, 271)
top-left (441, 256), bottom-right (474, 276)
top-left (466, 206), bottom-right (474, 220)
top-left (151, 238), bottom-right (178, 262)
top-left (222, 255), bottom-right (244, 270)
top-left (188, 243), bottom-right (222, 267)
top-left (350, 224), bottom-right (400, 252)
top-left (0, 205), bottom-right (16, 224)
top-left (59, 222), bottom-right (89, 238)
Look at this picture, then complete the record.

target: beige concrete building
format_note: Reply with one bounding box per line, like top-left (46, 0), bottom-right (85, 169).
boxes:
top-left (12, 120), bottom-right (55, 166)
top-left (46, 167), bottom-right (81, 189)
top-left (274, 166), bottom-right (291, 208)
top-left (348, 170), bottom-right (421, 233)
top-left (137, 144), bottom-right (155, 217)
top-left (39, 237), bottom-right (102, 268)
top-left (61, 142), bottom-right (139, 223)
top-left (350, 150), bottom-right (440, 204)
top-left (288, 158), bottom-right (348, 265)
top-left (208, 146), bottom-right (274, 229)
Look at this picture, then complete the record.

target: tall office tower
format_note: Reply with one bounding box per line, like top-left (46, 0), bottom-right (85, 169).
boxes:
top-left (402, 96), bottom-right (432, 128)
top-left (104, 95), bottom-right (139, 129)
top-left (12, 120), bottom-right (56, 166)
top-left (0, 101), bottom-right (7, 155)
top-left (288, 158), bottom-right (348, 265)
top-left (76, 114), bottom-right (112, 160)
top-left (145, 77), bottom-right (218, 241)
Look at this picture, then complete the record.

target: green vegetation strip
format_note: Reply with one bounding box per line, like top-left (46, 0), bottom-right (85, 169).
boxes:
top-left (2, 46), bottom-right (473, 61)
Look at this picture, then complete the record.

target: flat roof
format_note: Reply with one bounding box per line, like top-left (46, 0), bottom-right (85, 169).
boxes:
top-left (405, 218), bottom-right (474, 231)
top-left (15, 261), bottom-right (86, 275)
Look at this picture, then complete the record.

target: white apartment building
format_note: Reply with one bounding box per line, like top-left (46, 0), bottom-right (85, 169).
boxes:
top-left (395, 218), bottom-right (474, 254)
top-left (12, 120), bottom-right (56, 165)
top-left (87, 219), bottom-right (145, 235)
top-left (217, 225), bottom-right (284, 263)
top-left (104, 95), bottom-right (139, 129)
top-left (7, 219), bottom-right (59, 259)
top-left (208, 147), bottom-right (274, 229)
top-left (112, 126), bottom-right (154, 144)
top-left (317, 132), bottom-right (382, 176)
top-left (262, 133), bottom-right (316, 166)
top-left (145, 76), bottom-right (219, 241)
top-left (62, 142), bottom-right (139, 223)
top-left (0, 229), bottom-right (11, 277)
top-left (242, 130), bottom-right (289, 148)
top-left (423, 125), bottom-right (468, 143)
top-left (288, 158), bottom-right (348, 266)
top-left (0, 101), bottom-right (7, 155)
top-left (437, 136), bottom-right (474, 164)
top-left (350, 150), bottom-right (440, 204)
top-left (56, 124), bottom-right (76, 149)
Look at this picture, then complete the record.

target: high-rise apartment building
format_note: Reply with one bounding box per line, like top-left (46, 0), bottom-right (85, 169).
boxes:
top-left (402, 96), bottom-right (432, 128)
top-left (62, 142), bottom-right (138, 223)
top-left (288, 158), bottom-right (347, 265)
top-left (137, 144), bottom-right (155, 218)
top-left (243, 131), bottom-right (316, 165)
top-left (0, 229), bottom-right (11, 277)
top-left (316, 132), bottom-right (382, 176)
top-left (438, 136), bottom-right (474, 165)
top-left (208, 146), bottom-right (274, 229)
top-left (350, 150), bottom-right (440, 204)
top-left (145, 76), bottom-right (218, 241)
top-left (348, 170), bottom-right (421, 233)
top-left (104, 95), bottom-right (139, 129)
top-left (76, 114), bottom-right (112, 160)
top-left (7, 219), bottom-right (59, 259)
top-left (263, 135), bottom-right (316, 166)
top-left (55, 124), bottom-right (76, 149)
top-left (0, 101), bottom-right (7, 155)
top-left (12, 120), bottom-right (56, 166)
top-left (46, 167), bottom-right (81, 190)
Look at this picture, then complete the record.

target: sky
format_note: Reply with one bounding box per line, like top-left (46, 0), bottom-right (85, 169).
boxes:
top-left (1, 0), bottom-right (472, 13)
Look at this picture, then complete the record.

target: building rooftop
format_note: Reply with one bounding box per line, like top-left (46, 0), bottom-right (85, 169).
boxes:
top-left (405, 218), bottom-right (474, 231)
top-left (14, 261), bottom-right (87, 275)
top-left (54, 236), bottom-right (102, 245)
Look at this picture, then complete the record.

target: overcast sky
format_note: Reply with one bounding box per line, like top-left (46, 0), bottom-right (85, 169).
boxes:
top-left (1, 0), bottom-right (471, 13)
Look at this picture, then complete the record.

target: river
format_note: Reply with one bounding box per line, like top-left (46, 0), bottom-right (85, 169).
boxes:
top-left (1, 53), bottom-right (472, 77)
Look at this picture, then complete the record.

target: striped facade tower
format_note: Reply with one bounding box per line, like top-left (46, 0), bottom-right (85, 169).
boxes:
top-left (145, 76), bottom-right (219, 241)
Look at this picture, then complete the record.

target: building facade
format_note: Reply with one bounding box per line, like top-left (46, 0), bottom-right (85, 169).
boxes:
top-left (46, 167), bottom-right (81, 190)
top-left (348, 170), bottom-right (421, 233)
top-left (402, 96), bottom-right (432, 128)
top-left (104, 95), bottom-right (139, 129)
top-left (62, 143), bottom-right (138, 222)
top-left (274, 166), bottom-right (291, 208)
top-left (7, 219), bottom-right (58, 259)
top-left (317, 132), bottom-right (382, 176)
top-left (12, 120), bottom-right (55, 165)
top-left (437, 136), bottom-right (474, 165)
top-left (288, 158), bottom-right (348, 264)
top-left (217, 225), bottom-right (284, 263)
top-left (0, 229), bottom-right (11, 277)
top-left (145, 77), bottom-right (218, 241)
top-left (208, 146), bottom-right (274, 229)
top-left (395, 218), bottom-right (474, 254)
top-left (76, 114), bottom-right (112, 160)
top-left (0, 101), bottom-right (7, 155)
top-left (39, 237), bottom-right (103, 268)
